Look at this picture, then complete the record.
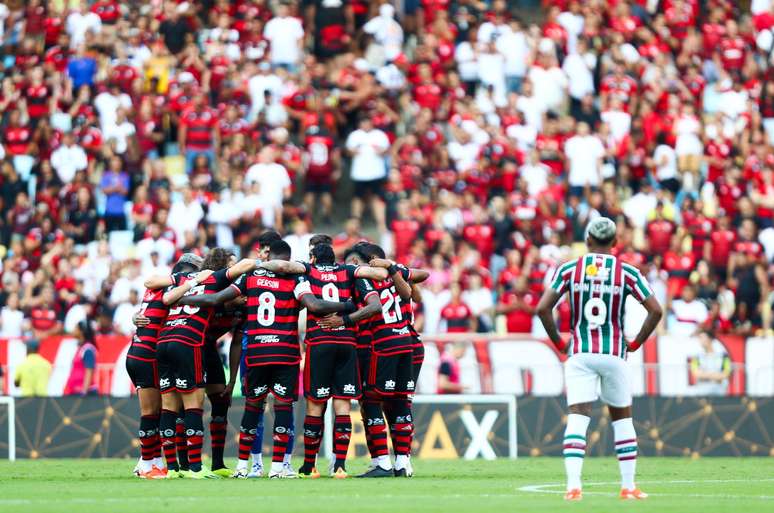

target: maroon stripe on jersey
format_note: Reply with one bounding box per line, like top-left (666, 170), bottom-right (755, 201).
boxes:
top-left (611, 259), bottom-right (623, 356)
top-left (571, 257), bottom-right (584, 354)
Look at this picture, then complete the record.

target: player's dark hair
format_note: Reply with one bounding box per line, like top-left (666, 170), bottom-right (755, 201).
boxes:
top-left (269, 240), bottom-right (292, 260)
top-left (202, 247), bottom-right (231, 271)
top-left (365, 243), bottom-right (386, 259)
top-left (257, 230), bottom-right (282, 250)
top-left (311, 243), bottom-right (336, 264)
top-left (309, 233), bottom-right (333, 248)
top-left (171, 261), bottom-right (197, 274)
top-left (589, 233), bottom-right (615, 247)
top-left (344, 241), bottom-right (370, 262)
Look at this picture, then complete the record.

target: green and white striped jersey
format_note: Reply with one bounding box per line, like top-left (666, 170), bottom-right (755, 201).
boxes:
top-left (548, 253), bottom-right (653, 358)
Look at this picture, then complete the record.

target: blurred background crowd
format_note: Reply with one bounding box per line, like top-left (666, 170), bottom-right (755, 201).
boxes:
top-left (1, 0), bottom-right (774, 352)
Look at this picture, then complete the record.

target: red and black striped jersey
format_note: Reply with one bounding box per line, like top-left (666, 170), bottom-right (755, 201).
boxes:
top-left (206, 303), bottom-right (247, 345)
top-left (362, 272), bottom-right (414, 356)
top-left (302, 263), bottom-right (371, 346)
top-left (157, 269), bottom-right (235, 347)
top-left (127, 288), bottom-right (168, 360)
top-left (232, 269), bottom-right (311, 366)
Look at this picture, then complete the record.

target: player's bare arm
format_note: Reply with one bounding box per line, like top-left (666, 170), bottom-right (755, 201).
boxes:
top-left (259, 259), bottom-right (307, 274)
top-left (626, 295), bottom-right (663, 351)
top-left (226, 258), bottom-right (261, 279)
top-left (411, 283), bottom-right (423, 303)
top-left (299, 294), bottom-right (355, 315)
top-left (143, 274), bottom-right (175, 290)
top-left (353, 265), bottom-right (389, 281)
top-left (536, 288), bottom-right (566, 351)
top-left (317, 293), bottom-right (382, 329)
top-left (174, 284), bottom-right (240, 308)
top-left (161, 270), bottom-right (214, 305)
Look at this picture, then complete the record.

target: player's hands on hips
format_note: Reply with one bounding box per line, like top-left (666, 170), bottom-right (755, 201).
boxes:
top-left (317, 314), bottom-right (344, 329)
top-left (132, 312), bottom-right (150, 327)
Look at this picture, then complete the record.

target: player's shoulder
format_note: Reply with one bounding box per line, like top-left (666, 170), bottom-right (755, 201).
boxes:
top-left (620, 261), bottom-right (644, 276)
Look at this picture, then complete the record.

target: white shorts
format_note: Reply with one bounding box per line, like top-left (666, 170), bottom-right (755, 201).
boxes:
top-left (564, 353), bottom-right (632, 408)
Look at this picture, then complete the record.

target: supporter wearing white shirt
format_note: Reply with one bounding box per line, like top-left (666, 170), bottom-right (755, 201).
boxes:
top-left (345, 118), bottom-right (390, 230)
top-left (167, 187), bottom-right (204, 247)
top-left (670, 286), bottom-right (709, 337)
top-left (496, 20), bottom-right (529, 93)
top-left (0, 293), bottom-right (24, 338)
top-left (94, 85), bottom-right (132, 132)
top-left (448, 130), bottom-right (481, 172)
top-left (363, 4), bottom-right (404, 60)
top-left (519, 150), bottom-right (551, 196)
top-left (284, 220), bottom-right (313, 262)
top-left (245, 147), bottom-right (291, 228)
top-left (600, 97), bottom-right (631, 144)
top-left (136, 224), bottom-right (176, 269)
top-left (102, 108), bottom-right (136, 155)
top-left (454, 39), bottom-right (479, 86)
top-left (262, 3), bottom-right (304, 69)
top-left (477, 43), bottom-right (507, 104)
top-left (477, 13), bottom-right (511, 44)
top-left (50, 132), bottom-right (88, 183)
top-left (66, 4), bottom-right (102, 48)
top-left (113, 289), bottom-right (141, 336)
top-left (562, 39), bottom-right (596, 101)
top-left (247, 63), bottom-right (284, 121)
top-left (557, 3), bottom-right (584, 54)
top-left (653, 134), bottom-right (679, 190)
top-left (528, 48), bottom-right (567, 112)
top-left (376, 62), bottom-right (406, 91)
top-left (564, 122), bottom-right (605, 192)
top-left (461, 274), bottom-right (494, 331)
top-left (515, 81), bottom-right (545, 132)
top-left (207, 188), bottom-right (241, 248)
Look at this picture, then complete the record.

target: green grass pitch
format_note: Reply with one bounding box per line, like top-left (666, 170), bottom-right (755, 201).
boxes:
top-left (0, 457), bottom-right (771, 513)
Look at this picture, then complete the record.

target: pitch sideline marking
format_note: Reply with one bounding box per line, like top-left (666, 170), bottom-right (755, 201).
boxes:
top-left (519, 478), bottom-right (774, 500)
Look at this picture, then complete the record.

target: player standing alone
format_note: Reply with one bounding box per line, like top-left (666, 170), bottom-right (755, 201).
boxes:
top-left (536, 218), bottom-right (662, 501)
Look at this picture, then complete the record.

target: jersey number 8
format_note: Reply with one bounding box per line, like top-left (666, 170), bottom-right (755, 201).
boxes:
top-left (257, 291), bottom-right (276, 327)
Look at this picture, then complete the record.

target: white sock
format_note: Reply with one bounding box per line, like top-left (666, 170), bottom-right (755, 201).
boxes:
top-left (394, 454), bottom-right (409, 470)
top-left (236, 459), bottom-right (248, 471)
top-left (370, 457), bottom-right (378, 467)
top-left (153, 457), bottom-right (165, 469)
top-left (251, 452), bottom-right (262, 467)
top-left (563, 413), bottom-right (590, 491)
top-left (139, 458), bottom-right (153, 473)
top-left (377, 454), bottom-right (392, 470)
top-left (283, 452), bottom-right (292, 465)
top-left (612, 418), bottom-right (637, 490)
top-left (270, 461), bottom-right (284, 473)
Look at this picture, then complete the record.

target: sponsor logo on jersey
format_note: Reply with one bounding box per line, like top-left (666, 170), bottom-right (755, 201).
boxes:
top-left (255, 335), bottom-right (280, 343)
top-left (159, 378), bottom-right (171, 388)
top-left (316, 386), bottom-right (331, 397)
top-left (585, 264), bottom-right (610, 281)
top-left (391, 327), bottom-right (411, 335)
top-left (274, 383), bottom-right (287, 395)
top-left (254, 385), bottom-right (268, 396)
top-left (406, 380), bottom-right (415, 390)
top-left (343, 383), bottom-right (356, 394)
top-left (166, 319), bottom-right (188, 327)
top-left (384, 379), bottom-right (396, 390)
top-left (175, 378), bottom-right (188, 388)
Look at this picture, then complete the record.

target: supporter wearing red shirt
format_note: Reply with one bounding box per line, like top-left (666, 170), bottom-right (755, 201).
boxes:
top-left (716, 169), bottom-right (745, 218)
top-left (663, 239), bottom-right (696, 299)
top-left (702, 8), bottom-right (727, 58)
top-left (707, 215), bottom-right (737, 275)
top-left (179, 95), bottom-right (219, 172)
top-left (718, 20), bottom-right (746, 71)
top-left (705, 135), bottom-right (732, 183)
top-left (645, 207), bottom-right (675, 256)
top-left (496, 277), bottom-right (537, 333)
top-left (441, 283), bottom-right (473, 333)
top-left (664, 0), bottom-right (695, 39)
top-left (4, 110), bottom-right (33, 156)
top-left (29, 287), bottom-right (62, 340)
top-left (91, 0), bottom-right (121, 25)
top-left (25, 69), bottom-right (51, 124)
top-left (462, 212), bottom-right (495, 265)
top-left (600, 65), bottom-right (638, 112)
top-left (391, 201), bottom-right (421, 263)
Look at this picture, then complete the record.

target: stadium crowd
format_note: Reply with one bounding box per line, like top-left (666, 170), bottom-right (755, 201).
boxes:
top-left (1, 0), bottom-right (774, 349)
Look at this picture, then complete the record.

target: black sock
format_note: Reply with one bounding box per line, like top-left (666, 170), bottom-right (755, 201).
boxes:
top-left (208, 394), bottom-right (229, 469)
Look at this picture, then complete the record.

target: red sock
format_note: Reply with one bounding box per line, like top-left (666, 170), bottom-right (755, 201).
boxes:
top-left (271, 404), bottom-right (293, 463)
top-left (302, 415), bottom-right (323, 466)
top-left (160, 409), bottom-right (179, 471)
top-left (184, 408), bottom-right (204, 472)
top-left (333, 415), bottom-right (352, 469)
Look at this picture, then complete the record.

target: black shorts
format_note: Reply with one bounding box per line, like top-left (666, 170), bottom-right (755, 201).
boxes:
top-left (157, 342), bottom-right (205, 394)
top-left (304, 343), bottom-right (362, 402)
top-left (305, 175), bottom-right (332, 194)
top-left (245, 364), bottom-right (299, 403)
top-left (126, 354), bottom-right (158, 389)
top-left (412, 341), bottom-right (425, 384)
top-left (366, 351), bottom-right (413, 396)
top-left (353, 178), bottom-right (384, 198)
top-left (357, 347), bottom-right (371, 388)
top-left (203, 341), bottom-right (226, 386)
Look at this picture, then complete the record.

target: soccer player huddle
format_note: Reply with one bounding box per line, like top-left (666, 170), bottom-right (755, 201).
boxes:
top-left (126, 231), bottom-right (428, 480)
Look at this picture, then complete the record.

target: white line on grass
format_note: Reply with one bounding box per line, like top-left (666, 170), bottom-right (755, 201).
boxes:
top-left (519, 478), bottom-right (774, 500)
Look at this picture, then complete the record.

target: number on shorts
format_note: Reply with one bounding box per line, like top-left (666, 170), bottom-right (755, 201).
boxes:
top-left (380, 287), bottom-right (403, 324)
top-left (169, 285), bottom-right (204, 316)
top-left (257, 291), bottom-right (276, 326)
top-left (322, 282), bottom-right (339, 302)
top-left (583, 297), bottom-right (607, 328)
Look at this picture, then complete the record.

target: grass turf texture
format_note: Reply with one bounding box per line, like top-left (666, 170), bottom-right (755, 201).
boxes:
top-left (0, 457), bottom-right (771, 513)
